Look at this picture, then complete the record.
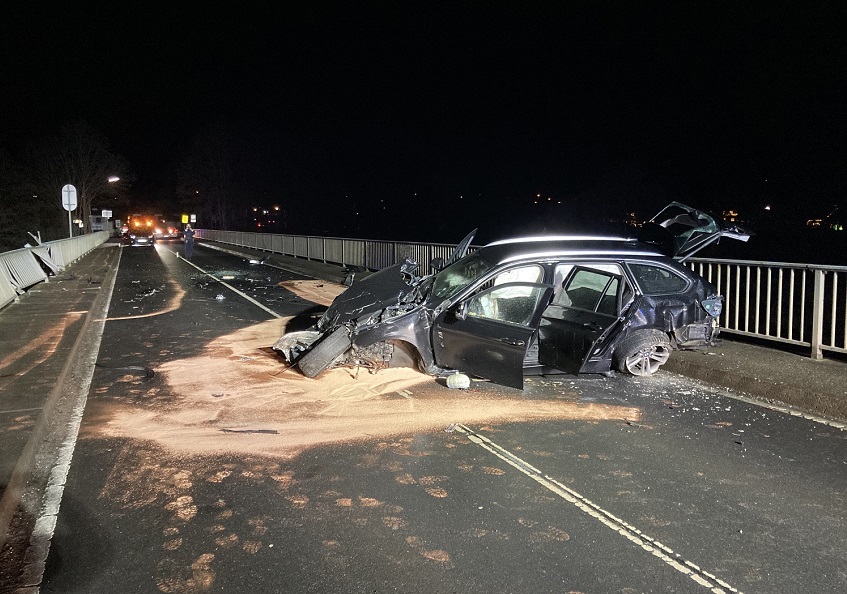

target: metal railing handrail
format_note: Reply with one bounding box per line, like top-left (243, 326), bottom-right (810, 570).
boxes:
top-left (196, 229), bottom-right (847, 360)
top-left (0, 232), bottom-right (110, 310)
top-left (688, 257), bottom-right (847, 273)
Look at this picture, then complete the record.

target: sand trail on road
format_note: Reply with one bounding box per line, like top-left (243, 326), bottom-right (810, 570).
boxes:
top-left (93, 282), bottom-right (640, 458)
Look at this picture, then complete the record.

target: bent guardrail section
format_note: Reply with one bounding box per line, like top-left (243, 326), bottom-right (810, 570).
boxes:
top-left (0, 232), bottom-right (110, 310)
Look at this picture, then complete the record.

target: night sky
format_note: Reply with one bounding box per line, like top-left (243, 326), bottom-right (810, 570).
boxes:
top-left (3, 2), bottom-right (846, 254)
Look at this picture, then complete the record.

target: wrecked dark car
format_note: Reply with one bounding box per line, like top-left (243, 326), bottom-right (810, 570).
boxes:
top-left (274, 202), bottom-right (750, 389)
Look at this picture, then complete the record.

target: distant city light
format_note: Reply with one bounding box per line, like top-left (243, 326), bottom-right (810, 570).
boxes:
top-left (764, 205), bottom-right (771, 210)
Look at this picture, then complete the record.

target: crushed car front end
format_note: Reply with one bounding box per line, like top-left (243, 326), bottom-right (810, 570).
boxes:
top-left (273, 258), bottom-right (438, 376)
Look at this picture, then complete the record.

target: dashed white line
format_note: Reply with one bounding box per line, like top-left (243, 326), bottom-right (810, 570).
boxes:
top-left (172, 250), bottom-right (282, 319)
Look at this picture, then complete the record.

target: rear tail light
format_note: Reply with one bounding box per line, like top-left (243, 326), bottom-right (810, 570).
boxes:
top-left (701, 297), bottom-right (723, 317)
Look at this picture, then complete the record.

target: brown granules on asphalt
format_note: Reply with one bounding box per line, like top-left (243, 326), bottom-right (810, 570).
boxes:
top-left (91, 281), bottom-right (640, 458)
top-left (277, 279), bottom-right (345, 306)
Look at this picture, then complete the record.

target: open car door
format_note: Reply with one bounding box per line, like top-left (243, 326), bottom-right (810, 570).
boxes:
top-left (537, 265), bottom-right (633, 375)
top-left (638, 202), bottom-right (751, 262)
top-left (432, 282), bottom-right (553, 389)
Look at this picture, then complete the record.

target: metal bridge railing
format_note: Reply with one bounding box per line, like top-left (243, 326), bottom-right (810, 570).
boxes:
top-left (197, 229), bottom-right (846, 360)
top-left (0, 232), bottom-right (110, 310)
top-left (686, 258), bottom-right (847, 358)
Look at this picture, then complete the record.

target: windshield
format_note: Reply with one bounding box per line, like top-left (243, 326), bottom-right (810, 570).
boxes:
top-left (429, 251), bottom-right (495, 301)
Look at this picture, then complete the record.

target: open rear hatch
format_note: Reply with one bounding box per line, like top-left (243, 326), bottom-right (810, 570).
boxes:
top-left (638, 202), bottom-right (751, 261)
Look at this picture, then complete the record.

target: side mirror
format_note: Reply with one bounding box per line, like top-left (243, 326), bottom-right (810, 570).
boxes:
top-left (430, 257), bottom-right (445, 272)
top-left (454, 302), bottom-right (467, 321)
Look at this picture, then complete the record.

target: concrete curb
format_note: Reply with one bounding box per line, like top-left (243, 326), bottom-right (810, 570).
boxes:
top-left (665, 358), bottom-right (847, 423)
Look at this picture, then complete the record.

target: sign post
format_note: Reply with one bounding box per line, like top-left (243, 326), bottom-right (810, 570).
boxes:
top-left (61, 184), bottom-right (78, 238)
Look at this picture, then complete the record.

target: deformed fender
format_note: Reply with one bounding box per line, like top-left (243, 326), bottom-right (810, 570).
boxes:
top-left (352, 309), bottom-right (437, 372)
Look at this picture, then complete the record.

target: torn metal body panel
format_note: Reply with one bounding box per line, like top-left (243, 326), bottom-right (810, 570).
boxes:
top-left (272, 330), bottom-right (322, 363)
top-left (274, 202), bottom-right (750, 387)
top-left (318, 260), bottom-right (422, 328)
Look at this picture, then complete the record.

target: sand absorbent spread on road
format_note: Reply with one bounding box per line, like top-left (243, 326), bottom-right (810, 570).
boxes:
top-left (89, 280), bottom-right (640, 458)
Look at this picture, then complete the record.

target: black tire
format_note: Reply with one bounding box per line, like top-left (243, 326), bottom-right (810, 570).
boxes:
top-left (298, 326), bottom-right (351, 378)
top-left (614, 330), bottom-right (672, 376)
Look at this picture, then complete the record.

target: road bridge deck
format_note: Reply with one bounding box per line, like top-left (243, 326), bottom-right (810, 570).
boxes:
top-left (2, 239), bottom-right (846, 560)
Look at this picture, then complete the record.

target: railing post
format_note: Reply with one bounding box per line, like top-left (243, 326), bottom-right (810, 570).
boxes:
top-left (810, 269), bottom-right (825, 359)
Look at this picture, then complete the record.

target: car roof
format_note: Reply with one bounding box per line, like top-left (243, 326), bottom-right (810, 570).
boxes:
top-left (477, 235), bottom-right (667, 265)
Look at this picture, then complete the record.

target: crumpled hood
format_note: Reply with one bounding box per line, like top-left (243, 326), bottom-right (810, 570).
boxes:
top-left (320, 260), bottom-right (420, 327)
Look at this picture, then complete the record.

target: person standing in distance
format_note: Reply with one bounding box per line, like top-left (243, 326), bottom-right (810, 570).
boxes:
top-left (183, 225), bottom-right (195, 260)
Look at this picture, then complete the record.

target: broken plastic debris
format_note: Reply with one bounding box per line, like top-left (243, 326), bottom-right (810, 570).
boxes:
top-left (215, 294), bottom-right (225, 300)
top-left (446, 373), bottom-right (471, 389)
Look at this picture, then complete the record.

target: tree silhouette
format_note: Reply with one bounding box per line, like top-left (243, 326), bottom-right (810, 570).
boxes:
top-left (27, 121), bottom-right (132, 234)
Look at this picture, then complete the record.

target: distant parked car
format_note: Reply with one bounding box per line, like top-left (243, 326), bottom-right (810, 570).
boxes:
top-left (274, 202), bottom-right (751, 388)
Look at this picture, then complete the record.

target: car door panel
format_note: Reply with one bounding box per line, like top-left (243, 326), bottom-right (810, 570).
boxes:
top-left (539, 265), bottom-right (626, 374)
top-left (433, 282), bottom-right (552, 389)
top-left (538, 306), bottom-right (618, 374)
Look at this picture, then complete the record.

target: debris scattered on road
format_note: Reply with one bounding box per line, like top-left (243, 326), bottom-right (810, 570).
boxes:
top-left (220, 428), bottom-right (280, 434)
top-left (215, 294), bottom-right (225, 300)
top-left (446, 373), bottom-right (471, 389)
top-left (95, 363), bottom-right (155, 380)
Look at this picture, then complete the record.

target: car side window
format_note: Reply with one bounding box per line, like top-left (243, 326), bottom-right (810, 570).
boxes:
top-left (555, 264), bottom-right (627, 316)
top-left (628, 263), bottom-right (689, 294)
top-left (466, 283), bottom-right (549, 326)
top-left (475, 264), bottom-right (544, 292)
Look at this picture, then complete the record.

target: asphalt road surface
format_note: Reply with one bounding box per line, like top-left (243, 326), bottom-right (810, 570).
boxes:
top-left (16, 242), bottom-right (847, 593)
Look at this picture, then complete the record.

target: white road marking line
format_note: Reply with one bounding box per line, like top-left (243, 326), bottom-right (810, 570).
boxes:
top-left (455, 424), bottom-right (742, 594)
top-left (174, 251), bottom-right (282, 319)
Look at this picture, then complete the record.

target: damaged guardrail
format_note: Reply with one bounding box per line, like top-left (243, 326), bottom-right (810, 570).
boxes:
top-left (198, 228), bottom-right (847, 360)
top-left (0, 232), bottom-right (110, 310)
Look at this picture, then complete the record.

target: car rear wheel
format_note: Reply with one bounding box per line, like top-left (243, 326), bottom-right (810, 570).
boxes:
top-left (614, 330), bottom-right (671, 376)
top-left (298, 326), bottom-right (351, 378)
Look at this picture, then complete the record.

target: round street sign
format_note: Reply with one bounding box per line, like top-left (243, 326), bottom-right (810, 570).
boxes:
top-left (61, 184), bottom-right (78, 211)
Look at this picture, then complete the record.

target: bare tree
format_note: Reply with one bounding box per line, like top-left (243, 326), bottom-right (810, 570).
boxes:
top-left (28, 121), bottom-right (131, 233)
